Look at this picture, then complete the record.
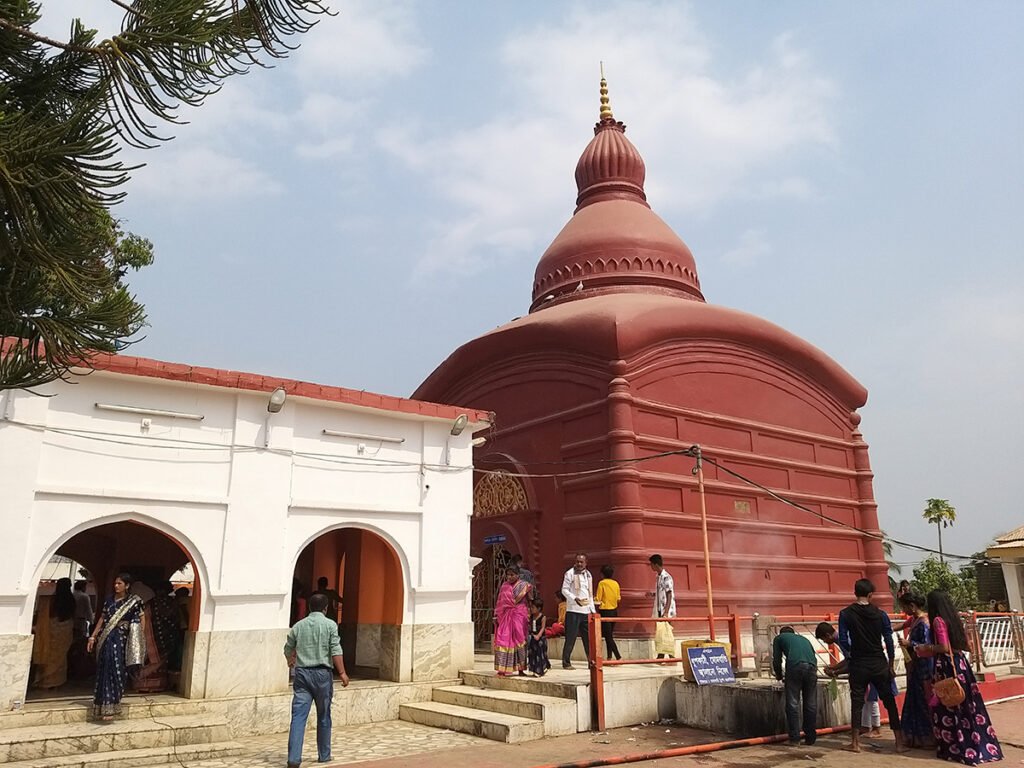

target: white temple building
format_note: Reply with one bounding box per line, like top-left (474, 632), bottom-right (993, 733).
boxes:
top-left (0, 352), bottom-right (490, 710)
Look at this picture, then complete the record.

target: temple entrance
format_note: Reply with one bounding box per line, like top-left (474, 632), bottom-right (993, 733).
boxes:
top-left (293, 528), bottom-right (404, 681)
top-left (28, 520), bottom-right (200, 701)
top-left (471, 544), bottom-right (512, 647)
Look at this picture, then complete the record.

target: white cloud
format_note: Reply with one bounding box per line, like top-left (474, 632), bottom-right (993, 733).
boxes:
top-left (130, 147), bottom-right (282, 202)
top-left (379, 1), bottom-right (837, 274)
top-left (37, 0), bottom-right (426, 203)
top-left (293, 0), bottom-right (427, 85)
top-left (721, 229), bottom-right (773, 268)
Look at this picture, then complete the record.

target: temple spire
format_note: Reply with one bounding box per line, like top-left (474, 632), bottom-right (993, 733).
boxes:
top-left (599, 62), bottom-right (614, 121)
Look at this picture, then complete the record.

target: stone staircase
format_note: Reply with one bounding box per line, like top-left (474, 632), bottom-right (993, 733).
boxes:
top-left (399, 671), bottom-right (580, 744)
top-left (0, 699), bottom-right (243, 767)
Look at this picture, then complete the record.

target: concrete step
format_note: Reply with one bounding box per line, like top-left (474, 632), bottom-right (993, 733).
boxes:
top-left (1, 740), bottom-right (244, 768)
top-left (432, 685), bottom-right (575, 736)
top-left (399, 701), bottom-right (545, 743)
top-left (460, 671), bottom-right (582, 702)
top-left (0, 714), bottom-right (230, 763)
top-left (0, 699), bottom-right (207, 731)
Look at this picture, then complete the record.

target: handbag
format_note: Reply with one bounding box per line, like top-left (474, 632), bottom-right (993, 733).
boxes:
top-left (932, 650), bottom-right (965, 707)
top-left (125, 622), bottom-right (146, 668)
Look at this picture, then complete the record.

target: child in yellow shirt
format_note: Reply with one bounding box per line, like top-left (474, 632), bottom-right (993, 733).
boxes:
top-left (595, 564), bottom-right (622, 660)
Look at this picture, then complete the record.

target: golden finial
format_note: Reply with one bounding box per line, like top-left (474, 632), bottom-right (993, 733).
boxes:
top-left (599, 61), bottom-right (614, 120)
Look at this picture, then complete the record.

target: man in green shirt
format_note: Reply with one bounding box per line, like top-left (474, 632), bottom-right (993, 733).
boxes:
top-left (284, 592), bottom-right (349, 767)
top-left (772, 626), bottom-right (818, 746)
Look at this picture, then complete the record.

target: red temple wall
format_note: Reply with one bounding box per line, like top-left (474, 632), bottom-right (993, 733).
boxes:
top-left (437, 340), bottom-right (889, 623)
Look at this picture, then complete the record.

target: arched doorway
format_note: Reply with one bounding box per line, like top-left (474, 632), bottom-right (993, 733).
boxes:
top-left (470, 468), bottom-right (533, 647)
top-left (29, 520), bottom-right (201, 700)
top-left (293, 528), bottom-right (403, 681)
top-left (471, 544), bottom-right (513, 646)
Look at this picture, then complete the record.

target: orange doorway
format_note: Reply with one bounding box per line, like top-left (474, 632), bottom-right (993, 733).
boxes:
top-left (292, 528), bottom-right (404, 680)
top-left (29, 520), bottom-right (200, 701)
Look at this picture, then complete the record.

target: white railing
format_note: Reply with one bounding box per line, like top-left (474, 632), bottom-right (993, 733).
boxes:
top-left (973, 614), bottom-right (1022, 667)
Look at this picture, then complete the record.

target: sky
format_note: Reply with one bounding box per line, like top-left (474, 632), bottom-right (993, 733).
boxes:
top-left (35, 1), bottom-right (1024, 572)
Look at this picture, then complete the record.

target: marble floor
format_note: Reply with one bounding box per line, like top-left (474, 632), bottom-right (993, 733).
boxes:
top-left (171, 720), bottom-right (486, 767)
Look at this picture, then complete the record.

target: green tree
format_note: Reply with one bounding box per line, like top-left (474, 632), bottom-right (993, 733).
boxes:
top-left (0, 0), bottom-right (328, 390)
top-left (910, 556), bottom-right (979, 610)
top-left (922, 498), bottom-right (957, 563)
top-left (882, 532), bottom-right (902, 595)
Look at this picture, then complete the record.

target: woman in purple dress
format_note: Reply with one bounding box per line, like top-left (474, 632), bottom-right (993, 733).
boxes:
top-left (917, 590), bottom-right (1002, 765)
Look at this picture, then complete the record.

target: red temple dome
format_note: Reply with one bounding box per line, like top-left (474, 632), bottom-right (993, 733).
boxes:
top-left (531, 77), bottom-right (705, 312)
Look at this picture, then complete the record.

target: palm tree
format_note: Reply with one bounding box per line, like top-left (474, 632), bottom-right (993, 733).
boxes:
top-left (923, 499), bottom-right (957, 564)
top-left (882, 532), bottom-right (902, 593)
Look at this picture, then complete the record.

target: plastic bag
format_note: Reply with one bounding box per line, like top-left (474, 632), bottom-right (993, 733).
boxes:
top-left (654, 621), bottom-right (675, 656)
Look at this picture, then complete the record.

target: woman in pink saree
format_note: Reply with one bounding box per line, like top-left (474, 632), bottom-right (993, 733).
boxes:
top-left (494, 567), bottom-right (532, 676)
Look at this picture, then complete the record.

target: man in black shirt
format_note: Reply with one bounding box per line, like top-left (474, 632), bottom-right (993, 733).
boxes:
top-left (837, 579), bottom-right (906, 753)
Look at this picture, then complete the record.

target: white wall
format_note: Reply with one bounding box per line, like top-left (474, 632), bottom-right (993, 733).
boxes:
top-left (1002, 561), bottom-right (1023, 612)
top-left (0, 372), bottom-right (482, 636)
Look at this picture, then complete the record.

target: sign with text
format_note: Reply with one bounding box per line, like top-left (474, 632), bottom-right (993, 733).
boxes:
top-left (483, 534), bottom-right (507, 545)
top-left (687, 645), bottom-right (735, 685)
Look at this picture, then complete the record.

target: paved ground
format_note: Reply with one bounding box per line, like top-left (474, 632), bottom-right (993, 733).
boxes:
top-left (339, 698), bottom-right (1024, 768)
top-left (165, 696), bottom-right (1024, 767)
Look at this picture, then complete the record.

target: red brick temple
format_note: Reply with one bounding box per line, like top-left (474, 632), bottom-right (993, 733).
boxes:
top-left (414, 79), bottom-right (889, 639)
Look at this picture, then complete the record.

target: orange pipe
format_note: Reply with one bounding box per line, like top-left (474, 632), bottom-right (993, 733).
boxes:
top-left (530, 725), bottom-right (853, 768)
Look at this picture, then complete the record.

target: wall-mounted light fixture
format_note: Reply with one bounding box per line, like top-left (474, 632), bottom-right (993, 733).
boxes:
top-left (263, 387), bottom-right (287, 447)
top-left (267, 387), bottom-right (287, 413)
top-left (95, 403), bottom-right (204, 421)
top-left (321, 429), bottom-right (405, 444)
top-left (445, 414), bottom-right (471, 465)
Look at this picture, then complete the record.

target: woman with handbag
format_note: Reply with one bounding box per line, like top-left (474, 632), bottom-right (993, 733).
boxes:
top-left (86, 573), bottom-right (145, 721)
top-left (917, 590), bottom-right (1003, 765)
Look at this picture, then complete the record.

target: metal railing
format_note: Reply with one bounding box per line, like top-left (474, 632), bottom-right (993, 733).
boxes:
top-left (966, 612), bottom-right (1024, 668)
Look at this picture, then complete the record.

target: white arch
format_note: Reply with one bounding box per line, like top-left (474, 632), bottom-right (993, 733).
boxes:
top-left (289, 521), bottom-right (412, 618)
top-left (24, 511), bottom-right (213, 634)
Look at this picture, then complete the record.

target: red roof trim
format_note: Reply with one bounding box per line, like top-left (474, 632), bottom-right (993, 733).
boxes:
top-left (80, 351), bottom-right (491, 425)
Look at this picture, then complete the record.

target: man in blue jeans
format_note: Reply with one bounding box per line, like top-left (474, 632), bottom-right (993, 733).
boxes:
top-left (772, 626), bottom-right (819, 746)
top-left (284, 592), bottom-right (349, 767)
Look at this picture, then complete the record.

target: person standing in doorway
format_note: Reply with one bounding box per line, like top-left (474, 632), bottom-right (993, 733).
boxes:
top-left (73, 580), bottom-right (94, 639)
top-left (649, 554), bottom-right (676, 658)
top-left (511, 554), bottom-right (535, 586)
top-left (88, 573), bottom-right (144, 721)
top-left (313, 577), bottom-right (341, 623)
top-left (283, 592), bottom-right (349, 768)
top-left (595, 564), bottom-right (622, 660)
top-left (560, 553), bottom-right (594, 669)
top-left (838, 579), bottom-right (906, 754)
top-left (772, 626), bottom-right (819, 746)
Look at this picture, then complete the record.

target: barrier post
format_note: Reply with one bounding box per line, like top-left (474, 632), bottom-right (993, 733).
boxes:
top-left (693, 445), bottom-right (716, 641)
top-left (588, 612), bottom-right (605, 732)
top-left (729, 613), bottom-right (742, 670)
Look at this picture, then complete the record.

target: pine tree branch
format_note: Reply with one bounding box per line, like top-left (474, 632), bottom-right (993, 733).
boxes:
top-left (104, 0), bottom-right (149, 20)
top-left (0, 15), bottom-right (95, 53)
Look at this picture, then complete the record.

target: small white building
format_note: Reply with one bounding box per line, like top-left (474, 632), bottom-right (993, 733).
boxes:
top-left (986, 525), bottom-right (1024, 612)
top-left (0, 352), bottom-right (489, 709)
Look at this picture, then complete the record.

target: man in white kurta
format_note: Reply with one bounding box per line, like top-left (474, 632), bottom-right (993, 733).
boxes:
top-left (560, 553), bottom-right (595, 669)
top-left (649, 553), bottom-right (676, 658)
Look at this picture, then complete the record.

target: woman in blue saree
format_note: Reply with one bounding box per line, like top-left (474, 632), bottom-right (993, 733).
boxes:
top-left (87, 573), bottom-right (145, 721)
top-left (898, 592), bottom-right (935, 748)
